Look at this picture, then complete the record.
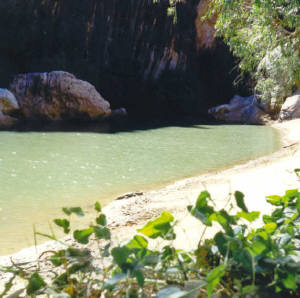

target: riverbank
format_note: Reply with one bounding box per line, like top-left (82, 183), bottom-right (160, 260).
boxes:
top-left (103, 119), bottom-right (300, 249)
top-left (1, 119), bottom-right (299, 290)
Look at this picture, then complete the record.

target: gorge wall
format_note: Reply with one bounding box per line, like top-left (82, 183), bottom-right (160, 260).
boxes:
top-left (0, 0), bottom-right (244, 120)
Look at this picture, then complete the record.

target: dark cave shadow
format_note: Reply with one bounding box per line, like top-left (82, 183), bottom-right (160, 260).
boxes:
top-left (2, 117), bottom-right (217, 134)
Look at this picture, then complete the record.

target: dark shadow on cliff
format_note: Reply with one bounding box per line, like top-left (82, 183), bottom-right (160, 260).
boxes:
top-left (0, 0), bottom-right (251, 122)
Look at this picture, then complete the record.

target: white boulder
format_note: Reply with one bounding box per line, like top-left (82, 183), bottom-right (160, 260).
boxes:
top-left (279, 92), bottom-right (300, 120)
top-left (0, 89), bottom-right (19, 128)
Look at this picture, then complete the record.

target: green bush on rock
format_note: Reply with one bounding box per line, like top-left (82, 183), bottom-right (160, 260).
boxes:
top-left (1, 189), bottom-right (300, 297)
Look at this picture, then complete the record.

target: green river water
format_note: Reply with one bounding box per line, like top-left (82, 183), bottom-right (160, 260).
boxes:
top-left (0, 124), bottom-right (280, 255)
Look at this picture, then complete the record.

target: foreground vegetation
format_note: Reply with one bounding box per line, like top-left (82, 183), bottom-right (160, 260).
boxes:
top-left (1, 186), bottom-right (300, 297)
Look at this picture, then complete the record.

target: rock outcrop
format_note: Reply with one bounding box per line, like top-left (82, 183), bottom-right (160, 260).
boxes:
top-left (208, 95), bottom-right (269, 124)
top-left (10, 71), bottom-right (111, 121)
top-left (0, 89), bottom-right (19, 128)
top-left (279, 92), bottom-right (300, 121)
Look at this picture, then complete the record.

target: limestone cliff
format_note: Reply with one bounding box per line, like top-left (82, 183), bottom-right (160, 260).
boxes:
top-left (0, 0), bottom-right (240, 119)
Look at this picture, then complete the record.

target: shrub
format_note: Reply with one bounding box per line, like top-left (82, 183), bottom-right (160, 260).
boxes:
top-left (1, 188), bottom-right (300, 297)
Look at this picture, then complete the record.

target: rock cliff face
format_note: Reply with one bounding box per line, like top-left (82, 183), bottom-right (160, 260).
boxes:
top-left (10, 71), bottom-right (111, 121)
top-left (0, 0), bottom-right (240, 119)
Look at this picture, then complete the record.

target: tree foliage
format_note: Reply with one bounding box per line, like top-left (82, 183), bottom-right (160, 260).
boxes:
top-left (207, 0), bottom-right (300, 107)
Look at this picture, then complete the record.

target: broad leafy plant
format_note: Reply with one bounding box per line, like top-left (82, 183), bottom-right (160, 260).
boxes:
top-left (1, 189), bottom-right (299, 297)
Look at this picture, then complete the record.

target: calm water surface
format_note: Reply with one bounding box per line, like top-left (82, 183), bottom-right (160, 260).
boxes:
top-left (0, 124), bottom-right (279, 254)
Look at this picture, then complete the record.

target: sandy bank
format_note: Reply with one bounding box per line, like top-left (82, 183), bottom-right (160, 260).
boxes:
top-left (101, 119), bottom-right (300, 248)
top-left (1, 119), bottom-right (300, 289)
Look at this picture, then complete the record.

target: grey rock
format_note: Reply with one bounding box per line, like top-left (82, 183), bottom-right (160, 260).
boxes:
top-left (279, 92), bottom-right (300, 120)
top-left (110, 107), bottom-right (127, 118)
top-left (208, 95), bottom-right (269, 124)
top-left (0, 89), bottom-right (19, 128)
top-left (10, 71), bottom-right (111, 121)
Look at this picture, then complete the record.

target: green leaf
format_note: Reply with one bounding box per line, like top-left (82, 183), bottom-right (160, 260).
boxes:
top-left (96, 214), bottom-right (107, 226)
top-left (196, 191), bottom-right (212, 209)
top-left (296, 197), bottom-right (300, 213)
top-left (126, 235), bottom-right (148, 250)
top-left (188, 191), bottom-right (215, 226)
top-left (73, 227), bottom-right (94, 244)
top-left (111, 246), bottom-right (130, 267)
top-left (233, 249), bottom-right (252, 272)
top-left (236, 211), bottom-right (260, 222)
top-left (214, 232), bottom-right (227, 256)
top-left (282, 273), bottom-right (297, 291)
top-left (68, 263), bottom-right (90, 274)
top-left (53, 272), bottom-right (68, 286)
top-left (27, 272), bottom-right (46, 295)
top-left (275, 285), bottom-right (282, 293)
top-left (264, 222), bottom-right (277, 234)
top-left (66, 247), bottom-right (91, 258)
top-left (50, 250), bottom-right (66, 267)
top-left (218, 209), bottom-right (236, 225)
top-left (53, 218), bottom-right (70, 234)
top-left (134, 269), bottom-right (144, 287)
top-left (266, 195), bottom-right (283, 206)
top-left (286, 224), bottom-right (295, 236)
top-left (256, 231), bottom-right (268, 240)
top-left (137, 212), bottom-right (175, 239)
top-left (263, 214), bottom-right (274, 224)
top-left (210, 210), bottom-right (235, 235)
top-left (94, 201), bottom-right (102, 212)
top-left (62, 207), bottom-right (84, 217)
top-left (62, 207), bottom-right (71, 216)
top-left (207, 266), bottom-right (226, 283)
top-left (206, 265), bottom-right (225, 298)
top-left (249, 238), bottom-right (267, 256)
top-left (285, 189), bottom-right (299, 199)
top-left (235, 191), bottom-right (248, 212)
top-left (69, 207), bottom-right (84, 216)
top-left (94, 226), bottom-right (111, 240)
top-left (162, 245), bottom-right (176, 262)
